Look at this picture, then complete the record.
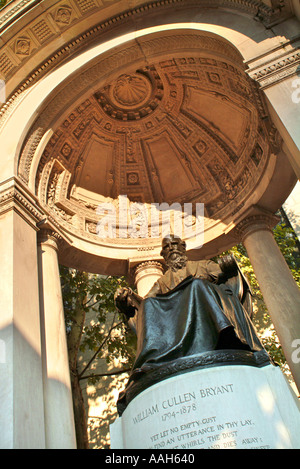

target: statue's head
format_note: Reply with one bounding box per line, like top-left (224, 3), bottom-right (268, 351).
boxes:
top-left (160, 235), bottom-right (188, 271)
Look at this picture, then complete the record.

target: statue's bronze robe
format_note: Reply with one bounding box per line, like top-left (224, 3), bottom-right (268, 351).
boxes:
top-left (132, 260), bottom-right (264, 371)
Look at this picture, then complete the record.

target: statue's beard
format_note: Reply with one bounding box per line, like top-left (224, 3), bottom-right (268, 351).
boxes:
top-left (165, 253), bottom-right (188, 272)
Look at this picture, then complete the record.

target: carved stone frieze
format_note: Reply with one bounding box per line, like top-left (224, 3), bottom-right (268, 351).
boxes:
top-left (0, 0), bottom-right (293, 124)
top-left (0, 0), bottom-right (289, 34)
top-left (248, 50), bottom-right (300, 89)
top-left (14, 37), bottom-right (31, 56)
top-left (53, 5), bottom-right (74, 26)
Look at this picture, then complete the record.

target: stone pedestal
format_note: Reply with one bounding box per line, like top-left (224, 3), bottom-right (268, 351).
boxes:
top-left (110, 364), bottom-right (300, 449)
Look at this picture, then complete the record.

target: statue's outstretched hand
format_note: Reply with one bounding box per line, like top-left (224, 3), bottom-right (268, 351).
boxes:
top-left (114, 287), bottom-right (139, 318)
top-left (114, 287), bottom-right (129, 303)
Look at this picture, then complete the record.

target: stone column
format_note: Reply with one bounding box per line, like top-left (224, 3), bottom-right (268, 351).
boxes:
top-left (236, 211), bottom-right (300, 392)
top-left (0, 179), bottom-right (45, 449)
top-left (134, 261), bottom-right (164, 297)
top-left (37, 229), bottom-right (76, 449)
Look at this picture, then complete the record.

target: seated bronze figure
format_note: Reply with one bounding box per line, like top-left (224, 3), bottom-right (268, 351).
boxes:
top-left (115, 235), bottom-right (271, 414)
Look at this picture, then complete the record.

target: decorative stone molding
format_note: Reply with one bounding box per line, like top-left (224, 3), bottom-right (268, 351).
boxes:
top-left (0, 177), bottom-right (72, 247)
top-left (37, 215), bottom-right (72, 247)
top-left (1, 29), bottom-right (244, 134)
top-left (15, 37), bottom-right (32, 56)
top-left (18, 43), bottom-right (270, 218)
top-left (96, 69), bottom-right (163, 121)
top-left (0, 2), bottom-right (295, 274)
top-left (0, 0), bottom-right (38, 28)
top-left (0, 0), bottom-right (288, 33)
top-left (10, 27), bottom-right (283, 270)
top-left (248, 49), bottom-right (300, 89)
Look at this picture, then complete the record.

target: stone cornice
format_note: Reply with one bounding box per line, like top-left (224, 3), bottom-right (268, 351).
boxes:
top-left (0, 0), bottom-right (286, 34)
top-left (247, 45), bottom-right (300, 89)
top-left (37, 217), bottom-right (72, 244)
top-left (0, 176), bottom-right (44, 228)
top-left (0, 177), bottom-right (72, 242)
top-left (0, 0), bottom-right (42, 30)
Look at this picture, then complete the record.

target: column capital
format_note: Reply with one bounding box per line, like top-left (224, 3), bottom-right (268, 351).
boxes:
top-left (130, 260), bottom-right (165, 297)
top-left (37, 228), bottom-right (62, 251)
top-left (133, 260), bottom-right (165, 278)
top-left (37, 217), bottom-right (71, 251)
top-left (233, 206), bottom-right (280, 243)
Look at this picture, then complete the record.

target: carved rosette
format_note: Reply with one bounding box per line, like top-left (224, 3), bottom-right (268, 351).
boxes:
top-left (111, 73), bottom-right (152, 108)
top-left (96, 69), bottom-right (163, 121)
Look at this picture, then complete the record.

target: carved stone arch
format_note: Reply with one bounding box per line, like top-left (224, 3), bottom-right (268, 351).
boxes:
top-left (0, 0), bottom-right (294, 124)
top-left (12, 26), bottom-right (296, 276)
top-left (0, 2), bottom-right (299, 450)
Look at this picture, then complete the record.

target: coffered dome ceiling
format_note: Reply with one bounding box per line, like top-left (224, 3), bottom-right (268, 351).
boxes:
top-left (37, 58), bottom-right (271, 212)
top-left (24, 30), bottom-right (288, 272)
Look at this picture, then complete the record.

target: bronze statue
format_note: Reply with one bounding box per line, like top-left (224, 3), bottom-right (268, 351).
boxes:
top-left (115, 235), bottom-right (271, 414)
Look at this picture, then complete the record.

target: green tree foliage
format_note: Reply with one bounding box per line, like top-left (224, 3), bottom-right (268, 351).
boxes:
top-left (0, 1), bottom-right (8, 9)
top-left (60, 267), bottom-right (136, 448)
top-left (63, 270), bottom-right (136, 376)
